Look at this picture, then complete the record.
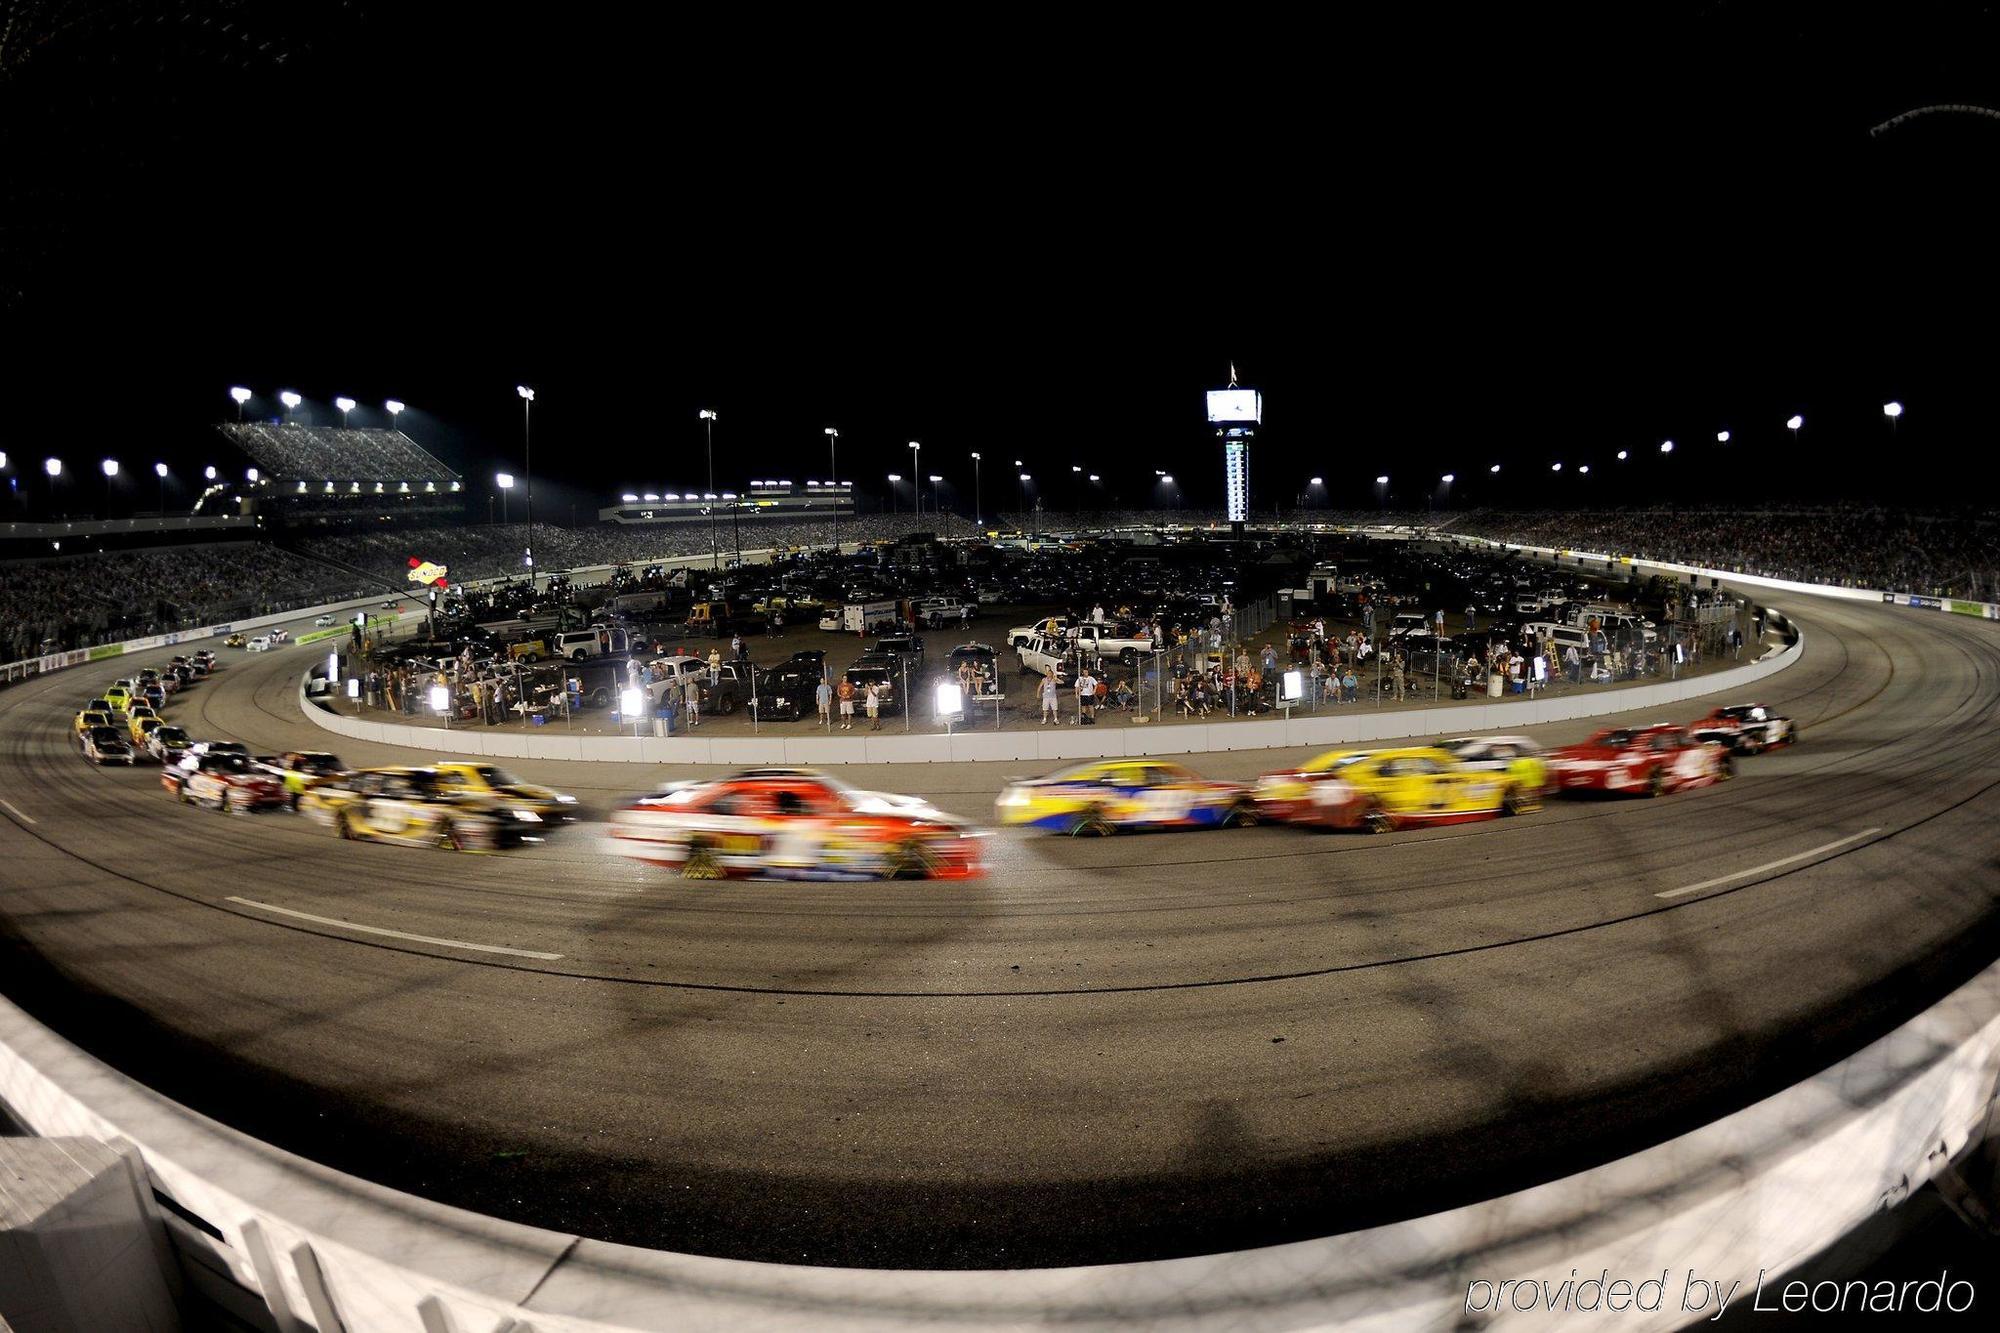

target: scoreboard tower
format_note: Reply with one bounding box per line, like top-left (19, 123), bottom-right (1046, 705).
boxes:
top-left (1206, 368), bottom-right (1260, 533)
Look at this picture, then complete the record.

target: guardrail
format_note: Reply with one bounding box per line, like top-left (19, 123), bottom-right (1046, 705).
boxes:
top-left (298, 626), bottom-right (1805, 765)
top-left (4, 925), bottom-right (1996, 1330)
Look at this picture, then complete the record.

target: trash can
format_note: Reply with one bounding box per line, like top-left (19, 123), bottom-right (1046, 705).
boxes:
top-left (1487, 673), bottom-right (1504, 698)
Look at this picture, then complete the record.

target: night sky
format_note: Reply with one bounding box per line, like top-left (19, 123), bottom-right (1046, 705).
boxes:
top-left (4, 2), bottom-right (1998, 516)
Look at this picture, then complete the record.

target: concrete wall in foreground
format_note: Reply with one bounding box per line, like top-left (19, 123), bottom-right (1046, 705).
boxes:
top-left (4, 926), bottom-right (1997, 1332)
top-left (300, 632), bottom-right (1804, 765)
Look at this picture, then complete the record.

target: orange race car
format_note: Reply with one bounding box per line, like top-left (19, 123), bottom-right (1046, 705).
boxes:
top-left (610, 767), bottom-right (984, 881)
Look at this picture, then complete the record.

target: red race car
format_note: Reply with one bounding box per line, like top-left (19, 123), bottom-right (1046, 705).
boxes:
top-left (610, 767), bottom-right (984, 881)
top-left (1548, 724), bottom-right (1732, 797)
top-left (163, 751), bottom-right (289, 813)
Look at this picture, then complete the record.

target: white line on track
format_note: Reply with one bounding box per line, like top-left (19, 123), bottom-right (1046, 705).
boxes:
top-left (1656, 828), bottom-right (1883, 899)
top-left (0, 798), bottom-right (37, 826)
top-left (224, 897), bottom-right (564, 959)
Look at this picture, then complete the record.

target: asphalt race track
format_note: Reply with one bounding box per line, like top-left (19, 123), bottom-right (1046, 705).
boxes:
top-left (2, 595), bottom-right (1998, 1269)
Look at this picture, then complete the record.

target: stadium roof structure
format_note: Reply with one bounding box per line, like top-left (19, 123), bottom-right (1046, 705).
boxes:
top-left (217, 423), bottom-right (459, 485)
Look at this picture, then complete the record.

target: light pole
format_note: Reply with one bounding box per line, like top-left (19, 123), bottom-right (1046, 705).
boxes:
top-left (1070, 464), bottom-right (1083, 512)
top-left (700, 409), bottom-right (719, 569)
top-left (907, 442), bottom-right (922, 521)
top-left (887, 474), bottom-right (902, 514)
top-left (279, 391), bottom-right (301, 424)
top-left (229, 386), bottom-right (251, 422)
top-left (386, 399), bottom-right (405, 431)
top-left (497, 472), bottom-right (514, 525)
top-left (101, 457), bottom-right (118, 517)
top-left (1883, 401), bottom-right (1903, 434)
top-left (928, 475), bottom-right (944, 534)
top-left (824, 426), bottom-right (839, 550)
top-left (154, 462), bottom-right (168, 513)
top-left (970, 451), bottom-right (982, 526)
top-left (516, 386), bottom-right (536, 587)
top-left (1786, 414), bottom-right (1804, 443)
top-left (1019, 471), bottom-right (1031, 514)
top-left (335, 396), bottom-right (356, 428)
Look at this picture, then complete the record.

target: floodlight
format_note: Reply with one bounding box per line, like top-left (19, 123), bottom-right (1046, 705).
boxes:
top-left (1786, 414), bottom-right (1804, 431)
top-left (429, 685), bottom-right (450, 713)
top-left (622, 493), bottom-right (639, 502)
top-left (497, 473), bottom-right (515, 489)
top-left (279, 391), bottom-right (301, 409)
top-left (619, 687), bottom-right (643, 717)
top-left (229, 387), bottom-right (252, 404)
top-left (1441, 473), bottom-right (1455, 483)
top-left (1660, 440), bottom-right (1674, 453)
top-left (246, 468), bottom-right (259, 482)
top-left (1281, 670), bottom-right (1305, 702)
top-left (935, 682), bottom-right (964, 716)
top-left (518, 386), bottom-right (536, 402)
top-left (102, 458), bottom-right (119, 477)
top-left (1375, 475), bottom-right (1388, 484)
top-left (1579, 465), bottom-right (1590, 474)
top-left (1551, 462), bottom-right (1562, 471)
top-left (1616, 451), bottom-right (1628, 461)
top-left (385, 399), bottom-right (405, 416)
top-left (888, 473), bottom-right (903, 482)
top-left (1883, 401), bottom-right (1903, 418)
top-left (205, 465), bottom-right (218, 480)
top-left (1490, 464), bottom-right (1501, 473)
top-left (45, 458), bottom-right (62, 478)
top-left (154, 462), bottom-right (168, 478)
top-left (347, 678), bottom-right (360, 700)
top-left (334, 396), bottom-right (356, 413)
top-left (698, 408), bottom-right (716, 420)
top-left (1716, 430), bottom-right (1730, 443)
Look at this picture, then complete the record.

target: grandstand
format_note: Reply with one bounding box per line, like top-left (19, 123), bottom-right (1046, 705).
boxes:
top-left (217, 423), bottom-right (460, 485)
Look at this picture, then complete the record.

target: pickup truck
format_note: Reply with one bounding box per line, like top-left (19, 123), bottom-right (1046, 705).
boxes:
top-left (1015, 633), bottom-right (1071, 682)
top-left (1008, 615), bottom-right (1070, 649)
top-left (1069, 622), bottom-right (1153, 665)
top-left (911, 597), bottom-right (975, 630)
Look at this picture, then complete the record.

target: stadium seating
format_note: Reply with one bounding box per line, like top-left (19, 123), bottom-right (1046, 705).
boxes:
top-left (217, 423), bottom-right (458, 484)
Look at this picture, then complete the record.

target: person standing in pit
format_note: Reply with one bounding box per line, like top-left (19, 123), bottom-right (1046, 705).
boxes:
top-left (1040, 671), bottom-right (1059, 725)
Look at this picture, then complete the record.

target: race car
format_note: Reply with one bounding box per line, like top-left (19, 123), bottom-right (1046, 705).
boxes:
top-left (314, 614), bottom-right (338, 627)
top-left (1252, 746), bottom-right (1526, 832)
top-left (1442, 735), bottom-right (1554, 800)
top-left (303, 766), bottom-right (539, 851)
top-left (255, 751), bottom-right (348, 810)
top-left (268, 628), bottom-right (291, 644)
top-left (148, 725), bottom-right (193, 764)
top-left (164, 751), bottom-right (287, 812)
top-left (126, 702), bottom-right (158, 728)
top-left (995, 759), bottom-right (1255, 836)
top-left (74, 709), bottom-right (113, 741)
top-left (128, 714), bottom-right (163, 750)
top-left (1547, 724), bottom-right (1732, 797)
top-left (224, 634), bottom-right (247, 648)
top-left (81, 725), bottom-right (134, 765)
top-left (611, 768), bottom-right (983, 879)
top-left (1689, 703), bottom-right (1796, 755)
top-left (102, 685), bottom-right (132, 714)
top-left (430, 762), bottom-right (579, 822)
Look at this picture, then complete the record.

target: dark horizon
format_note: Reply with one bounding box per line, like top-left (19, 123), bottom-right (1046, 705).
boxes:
top-left (5, 3), bottom-right (1998, 516)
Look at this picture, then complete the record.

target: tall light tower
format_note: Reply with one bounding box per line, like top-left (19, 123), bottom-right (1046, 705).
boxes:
top-left (699, 409), bottom-right (719, 569)
top-left (386, 399), bottom-right (405, 430)
top-left (823, 426), bottom-right (839, 550)
top-left (886, 473), bottom-right (902, 515)
top-left (516, 386), bottom-right (536, 586)
top-left (335, 396), bottom-right (356, 427)
top-left (229, 386), bottom-right (252, 421)
top-left (969, 451), bottom-right (982, 526)
top-left (497, 472), bottom-right (514, 524)
top-left (279, 390), bottom-right (302, 423)
top-left (154, 461), bottom-right (168, 512)
top-left (1207, 365), bottom-right (1259, 533)
top-left (907, 442), bottom-right (922, 521)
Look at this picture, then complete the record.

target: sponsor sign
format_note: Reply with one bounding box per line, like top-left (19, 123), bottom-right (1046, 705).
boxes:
top-left (86, 644), bottom-right (126, 661)
top-left (1909, 595), bottom-right (1944, 610)
top-left (407, 558), bottom-right (449, 587)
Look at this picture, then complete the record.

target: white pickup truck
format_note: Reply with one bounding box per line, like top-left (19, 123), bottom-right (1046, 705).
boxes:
top-left (1016, 634), bottom-right (1070, 683)
top-left (1008, 615), bottom-right (1070, 649)
top-left (1070, 622), bottom-right (1153, 665)
top-left (822, 600), bottom-right (902, 634)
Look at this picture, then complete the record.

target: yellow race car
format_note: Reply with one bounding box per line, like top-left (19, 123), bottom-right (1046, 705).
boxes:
top-left (995, 759), bottom-right (1255, 836)
top-left (129, 714), bottom-right (163, 748)
top-left (75, 709), bottom-right (114, 741)
top-left (102, 685), bottom-right (133, 714)
top-left (304, 766), bottom-right (535, 851)
top-left (1253, 745), bottom-right (1529, 833)
top-left (430, 762), bottom-right (579, 822)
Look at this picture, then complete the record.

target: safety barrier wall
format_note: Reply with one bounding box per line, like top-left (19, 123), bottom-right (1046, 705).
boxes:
top-left (300, 630), bottom-right (1804, 765)
top-left (1447, 535), bottom-right (2000, 619)
top-left (4, 930), bottom-right (1997, 1331)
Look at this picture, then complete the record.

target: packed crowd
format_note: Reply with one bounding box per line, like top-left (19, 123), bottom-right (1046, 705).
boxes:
top-left (217, 423), bottom-right (458, 483)
top-left (297, 515), bottom-right (958, 584)
top-left (0, 543), bottom-right (368, 660)
top-left (1456, 507), bottom-right (2000, 601)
